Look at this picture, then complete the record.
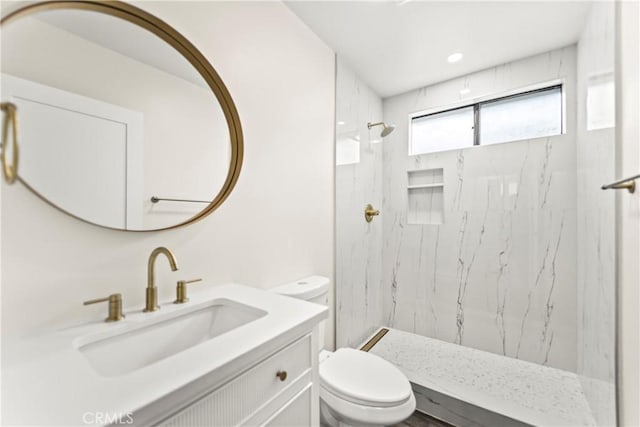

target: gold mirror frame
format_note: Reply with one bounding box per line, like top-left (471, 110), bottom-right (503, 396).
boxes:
top-left (0, 0), bottom-right (243, 231)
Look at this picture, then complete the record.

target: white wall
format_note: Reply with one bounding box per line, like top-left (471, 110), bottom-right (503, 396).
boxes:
top-left (1, 15), bottom-right (229, 230)
top-left (575, 2), bottom-right (617, 425)
top-left (335, 58), bottom-right (385, 348)
top-left (616, 1), bottom-right (640, 425)
top-left (380, 47), bottom-right (578, 371)
top-left (0, 1), bottom-right (336, 348)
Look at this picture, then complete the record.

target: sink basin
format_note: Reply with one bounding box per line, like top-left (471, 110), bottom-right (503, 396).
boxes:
top-left (77, 298), bottom-right (267, 377)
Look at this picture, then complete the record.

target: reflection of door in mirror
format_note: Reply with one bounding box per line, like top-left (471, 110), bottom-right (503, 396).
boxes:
top-left (2, 74), bottom-right (144, 229)
top-left (1, 8), bottom-right (234, 231)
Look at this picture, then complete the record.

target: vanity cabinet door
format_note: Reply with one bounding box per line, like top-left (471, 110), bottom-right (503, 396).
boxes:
top-left (262, 385), bottom-right (312, 427)
top-left (157, 334), bottom-right (312, 427)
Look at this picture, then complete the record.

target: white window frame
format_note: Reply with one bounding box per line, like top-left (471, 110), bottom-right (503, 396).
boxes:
top-left (408, 79), bottom-right (566, 155)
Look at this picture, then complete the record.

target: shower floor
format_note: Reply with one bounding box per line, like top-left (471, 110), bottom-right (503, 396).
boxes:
top-left (362, 327), bottom-right (597, 427)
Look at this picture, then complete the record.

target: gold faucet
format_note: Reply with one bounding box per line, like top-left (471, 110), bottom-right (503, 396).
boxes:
top-left (84, 293), bottom-right (125, 322)
top-left (144, 246), bottom-right (179, 312)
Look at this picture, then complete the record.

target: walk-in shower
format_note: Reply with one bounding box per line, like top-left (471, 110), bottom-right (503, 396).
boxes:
top-left (306, 1), bottom-right (619, 425)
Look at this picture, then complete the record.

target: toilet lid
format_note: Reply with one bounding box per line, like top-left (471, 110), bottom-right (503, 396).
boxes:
top-left (319, 348), bottom-right (411, 406)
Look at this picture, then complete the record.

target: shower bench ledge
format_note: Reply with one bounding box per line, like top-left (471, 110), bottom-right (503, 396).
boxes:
top-left (361, 327), bottom-right (603, 427)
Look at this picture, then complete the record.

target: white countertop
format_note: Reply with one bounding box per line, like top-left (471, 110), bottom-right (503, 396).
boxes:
top-left (368, 328), bottom-right (597, 427)
top-left (2, 284), bottom-right (327, 426)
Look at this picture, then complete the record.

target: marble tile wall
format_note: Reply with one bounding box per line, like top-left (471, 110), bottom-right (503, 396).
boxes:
top-left (575, 3), bottom-right (617, 425)
top-left (335, 58), bottom-right (385, 348)
top-left (381, 47), bottom-right (579, 371)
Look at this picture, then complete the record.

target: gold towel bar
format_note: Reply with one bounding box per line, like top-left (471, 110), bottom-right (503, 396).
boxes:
top-left (151, 196), bottom-right (212, 204)
top-left (601, 173), bottom-right (640, 194)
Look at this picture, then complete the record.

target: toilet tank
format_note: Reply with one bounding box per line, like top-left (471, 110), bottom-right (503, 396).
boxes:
top-left (271, 276), bottom-right (329, 351)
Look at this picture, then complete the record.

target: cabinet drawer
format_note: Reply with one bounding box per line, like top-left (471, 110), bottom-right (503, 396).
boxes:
top-left (159, 334), bottom-right (312, 427)
top-left (262, 385), bottom-right (312, 427)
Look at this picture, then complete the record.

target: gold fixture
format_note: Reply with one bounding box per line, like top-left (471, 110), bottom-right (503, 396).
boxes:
top-left (1, 1), bottom-right (244, 231)
top-left (609, 181), bottom-right (635, 193)
top-left (144, 247), bottom-right (179, 312)
top-left (364, 204), bottom-right (380, 223)
top-left (174, 278), bottom-right (203, 304)
top-left (151, 197), bottom-right (211, 204)
top-left (84, 293), bottom-right (125, 322)
top-left (367, 121), bottom-right (395, 138)
top-left (0, 102), bottom-right (18, 184)
top-left (276, 371), bottom-right (288, 382)
top-left (360, 328), bottom-right (389, 352)
top-left (602, 174), bottom-right (640, 194)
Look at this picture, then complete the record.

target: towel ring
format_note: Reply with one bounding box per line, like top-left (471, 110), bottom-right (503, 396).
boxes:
top-left (1, 102), bottom-right (18, 184)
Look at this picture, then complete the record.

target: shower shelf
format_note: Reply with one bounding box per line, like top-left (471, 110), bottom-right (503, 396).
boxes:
top-left (407, 183), bottom-right (444, 190)
top-left (407, 168), bottom-right (444, 225)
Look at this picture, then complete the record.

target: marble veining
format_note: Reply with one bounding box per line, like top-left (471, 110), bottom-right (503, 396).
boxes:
top-left (454, 151), bottom-right (465, 210)
top-left (388, 219), bottom-right (404, 327)
top-left (369, 328), bottom-right (596, 427)
top-left (335, 58), bottom-right (385, 348)
top-left (337, 38), bottom-right (613, 421)
top-left (541, 213), bottom-right (564, 363)
top-left (539, 138), bottom-right (554, 209)
top-left (454, 211), bottom-right (469, 344)
top-left (335, 10), bottom-right (615, 424)
top-left (378, 46), bottom-right (578, 370)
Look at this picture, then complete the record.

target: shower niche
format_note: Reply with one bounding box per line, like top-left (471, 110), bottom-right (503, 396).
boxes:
top-left (407, 168), bottom-right (443, 225)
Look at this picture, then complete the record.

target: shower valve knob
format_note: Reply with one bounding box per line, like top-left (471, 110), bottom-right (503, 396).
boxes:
top-left (364, 204), bottom-right (380, 223)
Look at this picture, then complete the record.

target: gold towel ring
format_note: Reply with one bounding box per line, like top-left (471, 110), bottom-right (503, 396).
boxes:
top-left (0, 102), bottom-right (18, 184)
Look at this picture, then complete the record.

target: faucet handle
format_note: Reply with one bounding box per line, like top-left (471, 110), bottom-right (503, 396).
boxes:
top-left (84, 293), bottom-right (125, 322)
top-left (174, 278), bottom-right (203, 304)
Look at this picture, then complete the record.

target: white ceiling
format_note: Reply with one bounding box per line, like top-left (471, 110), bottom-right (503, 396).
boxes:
top-left (286, 1), bottom-right (592, 98)
top-left (35, 9), bottom-right (206, 88)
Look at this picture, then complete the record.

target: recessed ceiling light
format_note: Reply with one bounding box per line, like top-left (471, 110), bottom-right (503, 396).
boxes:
top-left (448, 53), bottom-right (463, 63)
top-left (459, 88), bottom-right (471, 95)
top-left (337, 121), bottom-right (345, 125)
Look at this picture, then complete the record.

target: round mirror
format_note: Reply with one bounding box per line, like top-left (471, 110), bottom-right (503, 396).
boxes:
top-left (0, 1), bottom-right (243, 231)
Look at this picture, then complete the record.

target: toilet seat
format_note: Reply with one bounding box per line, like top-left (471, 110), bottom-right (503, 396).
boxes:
top-left (320, 386), bottom-right (417, 426)
top-left (319, 348), bottom-right (412, 407)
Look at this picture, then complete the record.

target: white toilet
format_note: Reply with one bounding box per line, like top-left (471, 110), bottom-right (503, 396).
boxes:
top-left (272, 276), bottom-right (416, 427)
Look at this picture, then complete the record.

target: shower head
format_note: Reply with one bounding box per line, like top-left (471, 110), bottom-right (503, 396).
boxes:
top-left (367, 122), bottom-right (395, 138)
top-left (380, 124), bottom-right (395, 137)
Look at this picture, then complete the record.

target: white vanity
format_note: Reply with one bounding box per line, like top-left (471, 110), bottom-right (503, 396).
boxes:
top-left (2, 284), bottom-right (327, 426)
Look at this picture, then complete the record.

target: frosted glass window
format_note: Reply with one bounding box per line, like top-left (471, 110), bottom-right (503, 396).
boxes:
top-left (410, 106), bottom-right (474, 155)
top-left (479, 87), bottom-right (562, 145)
